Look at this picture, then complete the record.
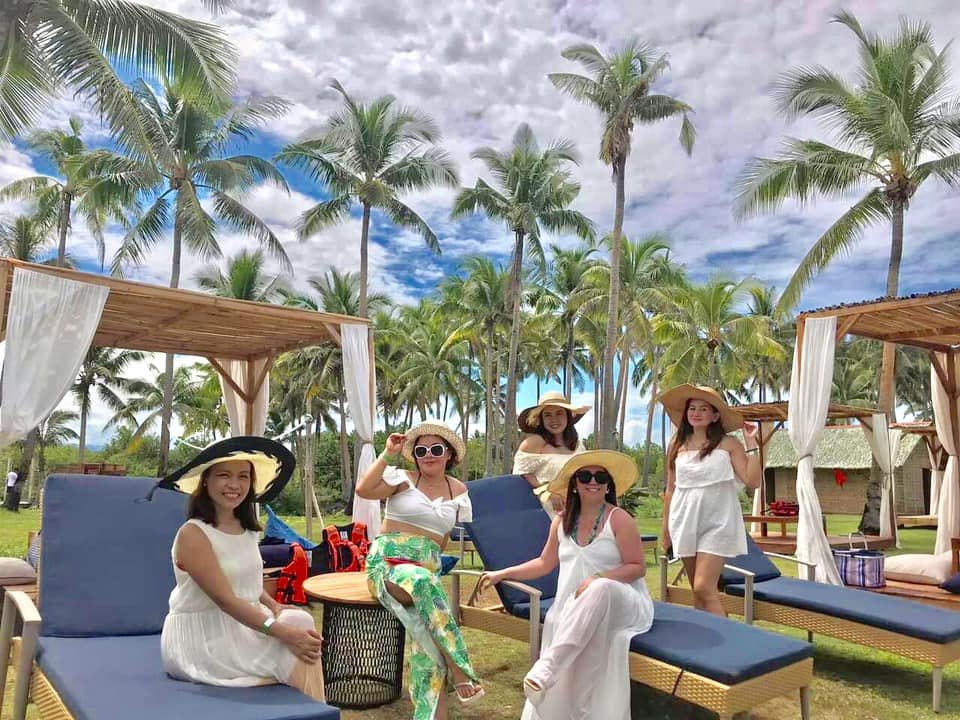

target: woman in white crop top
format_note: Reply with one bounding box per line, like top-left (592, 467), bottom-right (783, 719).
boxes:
top-left (356, 420), bottom-right (482, 719)
top-left (659, 385), bottom-right (762, 617)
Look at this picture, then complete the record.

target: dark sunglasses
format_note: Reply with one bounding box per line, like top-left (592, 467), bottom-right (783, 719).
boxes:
top-left (414, 443), bottom-right (447, 459)
top-left (574, 469), bottom-right (613, 486)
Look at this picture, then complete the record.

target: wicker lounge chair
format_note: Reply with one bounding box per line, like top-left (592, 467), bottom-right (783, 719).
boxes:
top-left (0, 474), bottom-right (340, 720)
top-left (661, 533), bottom-right (960, 713)
top-left (451, 474), bottom-right (814, 720)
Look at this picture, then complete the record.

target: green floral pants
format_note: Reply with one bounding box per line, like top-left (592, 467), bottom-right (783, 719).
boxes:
top-left (366, 533), bottom-right (478, 719)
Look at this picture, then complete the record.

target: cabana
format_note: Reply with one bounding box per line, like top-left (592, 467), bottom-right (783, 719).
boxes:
top-left (893, 421), bottom-right (946, 527)
top-left (0, 259), bottom-right (381, 538)
top-left (799, 288), bottom-right (960, 573)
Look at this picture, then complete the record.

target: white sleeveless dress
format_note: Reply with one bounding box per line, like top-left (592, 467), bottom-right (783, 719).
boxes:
top-left (521, 509), bottom-right (655, 720)
top-left (513, 441), bottom-right (585, 518)
top-left (161, 518), bottom-right (316, 686)
top-left (669, 449), bottom-right (748, 558)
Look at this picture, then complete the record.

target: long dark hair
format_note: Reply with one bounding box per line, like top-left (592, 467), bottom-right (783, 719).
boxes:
top-left (561, 468), bottom-right (618, 537)
top-left (187, 461), bottom-right (262, 531)
top-left (534, 408), bottom-right (579, 451)
top-left (667, 398), bottom-right (727, 470)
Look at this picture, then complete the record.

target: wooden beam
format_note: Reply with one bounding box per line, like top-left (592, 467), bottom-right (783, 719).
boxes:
top-left (795, 317), bottom-right (806, 374)
top-left (878, 322), bottom-right (960, 343)
top-left (110, 306), bottom-right (199, 347)
top-left (244, 358), bottom-right (255, 435)
top-left (250, 354), bottom-right (275, 402)
top-left (930, 351), bottom-right (951, 394)
top-left (207, 357), bottom-right (252, 404)
top-left (801, 288), bottom-right (960, 319)
top-left (835, 313), bottom-right (861, 341)
top-left (948, 351), bottom-right (960, 453)
top-left (323, 322), bottom-right (342, 346)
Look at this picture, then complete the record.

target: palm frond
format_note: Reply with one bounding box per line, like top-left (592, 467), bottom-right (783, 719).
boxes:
top-left (547, 72), bottom-right (602, 104)
top-left (378, 148), bottom-right (458, 191)
top-left (296, 196), bottom-right (353, 240)
top-left (176, 182), bottom-right (219, 260)
top-left (384, 199), bottom-right (441, 254)
top-left (212, 191), bottom-right (291, 271)
top-left (111, 195), bottom-right (170, 275)
top-left (0, 17), bottom-right (53, 140)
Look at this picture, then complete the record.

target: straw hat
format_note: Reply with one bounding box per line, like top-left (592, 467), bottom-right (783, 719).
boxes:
top-left (545, 450), bottom-right (638, 498)
top-left (658, 384), bottom-right (743, 433)
top-left (402, 420), bottom-right (466, 464)
top-left (518, 391), bottom-right (590, 433)
top-left (158, 436), bottom-right (295, 504)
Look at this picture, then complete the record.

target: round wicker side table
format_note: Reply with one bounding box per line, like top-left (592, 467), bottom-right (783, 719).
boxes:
top-left (303, 572), bottom-right (405, 709)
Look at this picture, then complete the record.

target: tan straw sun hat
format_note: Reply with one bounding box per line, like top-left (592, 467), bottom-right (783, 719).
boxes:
top-left (402, 419), bottom-right (466, 464)
top-left (658, 384), bottom-right (743, 433)
top-left (545, 450), bottom-right (638, 498)
top-left (518, 391), bottom-right (590, 433)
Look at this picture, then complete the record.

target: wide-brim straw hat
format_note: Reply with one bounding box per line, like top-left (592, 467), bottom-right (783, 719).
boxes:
top-left (546, 450), bottom-right (638, 498)
top-left (658, 384), bottom-right (743, 433)
top-left (158, 436), bottom-right (295, 504)
top-left (518, 391), bottom-right (590, 433)
top-left (402, 420), bottom-right (466, 464)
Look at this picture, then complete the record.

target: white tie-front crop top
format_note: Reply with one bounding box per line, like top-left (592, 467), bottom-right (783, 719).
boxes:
top-left (382, 466), bottom-right (473, 537)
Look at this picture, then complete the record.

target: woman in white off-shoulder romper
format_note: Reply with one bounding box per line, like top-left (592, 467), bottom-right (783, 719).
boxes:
top-left (659, 385), bottom-right (762, 617)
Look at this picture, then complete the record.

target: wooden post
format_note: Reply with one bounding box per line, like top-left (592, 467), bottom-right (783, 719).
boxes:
top-left (304, 416), bottom-right (315, 540)
top-left (244, 358), bottom-right (256, 436)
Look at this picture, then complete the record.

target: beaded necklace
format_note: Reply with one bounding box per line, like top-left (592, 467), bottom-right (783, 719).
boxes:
top-left (573, 503), bottom-right (607, 547)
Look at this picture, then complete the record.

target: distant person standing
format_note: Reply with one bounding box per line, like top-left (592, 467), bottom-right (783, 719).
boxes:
top-left (4, 469), bottom-right (19, 511)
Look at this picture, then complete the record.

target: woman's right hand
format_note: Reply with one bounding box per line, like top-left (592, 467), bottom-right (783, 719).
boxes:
top-left (478, 570), bottom-right (506, 594)
top-left (384, 432), bottom-right (406, 457)
top-left (549, 494), bottom-right (565, 513)
top-left (272, 623), bottom-right (323, 664)
top-left (661, 525), bottom-right (671, 555)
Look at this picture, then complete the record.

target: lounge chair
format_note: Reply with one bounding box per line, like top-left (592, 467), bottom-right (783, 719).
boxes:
top-left (661, 533), bottom-right (960, 712)
top-left (0, 474), bottom-right (340, 720)
top-left (451, 474), bottom-right (814, 720)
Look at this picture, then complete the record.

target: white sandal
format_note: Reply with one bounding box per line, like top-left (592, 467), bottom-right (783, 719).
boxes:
top-left (454, 681), bottom-right (485, 704)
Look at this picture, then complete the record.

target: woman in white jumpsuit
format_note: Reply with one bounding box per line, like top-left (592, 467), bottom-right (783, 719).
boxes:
top-left (659, 385), bottom-right (762, 617)
top-left (480, 450), bottom-right (654, 720)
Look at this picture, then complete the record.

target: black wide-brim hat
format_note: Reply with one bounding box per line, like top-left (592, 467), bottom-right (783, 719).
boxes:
top-left (155, 436), bottom-right (295, 504)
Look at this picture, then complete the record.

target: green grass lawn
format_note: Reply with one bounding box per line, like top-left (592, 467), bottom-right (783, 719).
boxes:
top-left (2, 507), bottom-right (955, 719)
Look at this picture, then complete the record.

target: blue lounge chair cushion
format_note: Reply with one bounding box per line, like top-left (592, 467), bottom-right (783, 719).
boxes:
top-left (465, 509), bottom-right (557, 609)
top-left (725, 576), bottom-right (960, 644)
top-left (641, 534), bottom-right (657, 544)
top-left (450, 525), bottom-right (472, 543)
top-left (40, 475), bottom-right (187, 637)
top-left (440, 555), bottom-right (459, 575)
top-left (719, 534), bottom-right (782, 586)
top-left (632, 601), bottom-right (813, 685)
top-left (510, 598), bottom-right (812, 685)
top-left (36, 635), bottom-right (338, 720)
top-left (942, 571), bottom-right (960, 594)
top-left (467, 474), bottom-right (540, 517)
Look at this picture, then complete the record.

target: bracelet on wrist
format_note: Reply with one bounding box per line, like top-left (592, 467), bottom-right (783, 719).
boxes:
top-left (745, 447), bottom-right (759, 455)
top-left (262, 616), bottom-right (276, 635)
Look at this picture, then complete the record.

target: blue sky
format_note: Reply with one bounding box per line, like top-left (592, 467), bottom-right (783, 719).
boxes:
top-left (2, 0), bottom-right (960, 448)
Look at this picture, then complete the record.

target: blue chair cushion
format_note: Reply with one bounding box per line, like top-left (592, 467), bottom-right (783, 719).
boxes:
top-left (450, 526), bottom-right (472, 543)
top-left (641, 534), bottom-right (657, 544)
top-left (719, 534), bottom-right (782, 587)
top-left (511, 596), bottom-right (554, 622)
top-left (631, 601), bottom-right (813, 685)
top-left (725, 576), bottom-right (960, 644)
top-left (942, 571), bottom-right (960, 594)
top-left (36, 635), bottom-right (338, 720)
top-left (40, 475), bottom-right (187, 637)
top-left (467, 474), bottom-right (540, 517)
top-left (440, 555), bottom-right (459, 575)
top-left (465, 508), bottom-right (557, 610)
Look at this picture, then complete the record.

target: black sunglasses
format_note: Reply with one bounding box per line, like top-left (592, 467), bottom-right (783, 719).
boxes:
top-left (414, 443), bottom-right (448, 459)
top-left (573, 469), bottom-right (613, 486)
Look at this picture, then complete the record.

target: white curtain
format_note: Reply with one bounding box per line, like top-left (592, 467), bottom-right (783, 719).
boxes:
top-left (750, 422), bottom-right (780, 534)
top-left (216, 357), bottom-right (270, 436)
top-left (788, 317), bottom-right (842, 584)
top-left (932, 355), bottom-right (960, 554)
top-left (927, 439), bottom-right (943, 517)
top-left (0, 268), bottom-right (108, 447)
top-left (861, 414), bottom-right (901, 546)
top-left (342, 323), bottom-right (380, 538)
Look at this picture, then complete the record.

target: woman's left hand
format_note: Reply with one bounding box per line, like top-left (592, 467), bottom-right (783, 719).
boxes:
top-left (575, 576), bottom-right (597, 598)
top-left (742, 422), bottom-right (760, 450)
top-left (273, 604), bottom-right (298, 617)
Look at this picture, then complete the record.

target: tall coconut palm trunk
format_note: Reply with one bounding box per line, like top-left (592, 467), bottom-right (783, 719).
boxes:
top-left (641, 367), bottom-right (659, 487)
top-left (503, 230), bottom-right (524, 473)
top-left (600, 158), bottom-right (626, 448)
top-left (484, 324), bottom-right (495, 475)
top-left (359, 203), bottom-right (371, 318)
top-left (158, 222), bottom-right (183, 476)
top-left (78, 402), bottom-right (89, 463)
top-left (564, 326), bottom-right (574, 398)
top-left (57, 193), bottom-right (72, 267)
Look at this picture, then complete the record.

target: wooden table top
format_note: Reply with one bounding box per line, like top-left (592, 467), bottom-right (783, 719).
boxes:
top-left (303, 572), bottom-right (379, 606)
top-left (742, 514), bottom-right (800, 523)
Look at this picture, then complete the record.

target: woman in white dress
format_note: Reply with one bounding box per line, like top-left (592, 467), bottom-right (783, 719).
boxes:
top-left (159, 437), bottom-right (325, 701)
top-left (480, 450), bottom-right (653, 720)
top-left (513, 391), bottom-right (589, 517)
top-left (659, 385), bottom-right (762, 617)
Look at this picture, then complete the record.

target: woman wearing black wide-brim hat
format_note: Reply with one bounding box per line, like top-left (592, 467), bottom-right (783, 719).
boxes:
top-left (158, 436), bottom-right (326, 701)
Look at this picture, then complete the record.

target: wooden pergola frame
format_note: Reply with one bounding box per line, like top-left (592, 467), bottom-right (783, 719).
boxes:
top-left (0, 259), bottom-right (371, 437)
top-left (735, 401), bottom-right (877, 512)
top-left (800, 288), bottom-right (960, 541)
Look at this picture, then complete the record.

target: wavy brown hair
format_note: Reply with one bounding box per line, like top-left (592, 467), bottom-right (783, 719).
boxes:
top-left (532, 408), bottom-right (579, 451)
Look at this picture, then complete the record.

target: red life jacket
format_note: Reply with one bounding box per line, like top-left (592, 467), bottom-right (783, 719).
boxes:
top-left (325, 523), bottom-right (369, 572)
top-left (275, 543), bottom-right (309, 605)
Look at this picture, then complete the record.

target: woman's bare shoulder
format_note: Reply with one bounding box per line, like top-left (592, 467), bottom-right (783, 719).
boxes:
top-left (518, 434), bottom-right (547, 452)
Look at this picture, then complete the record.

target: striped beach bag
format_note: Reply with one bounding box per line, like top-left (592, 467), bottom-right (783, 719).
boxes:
top-left (832, 533), bottom-right (885, 588)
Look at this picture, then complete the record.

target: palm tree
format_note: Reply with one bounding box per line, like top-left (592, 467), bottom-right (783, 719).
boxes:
top-left (0, 118), bottom-right (136, 265)
top-left (734, 11), bottom-right (960, 417)
top-left (452, 124), bottom-right (595, 471)
top-left (71, 346), bottom-right (144, 462)
top-left (112, 80), bottom-right (291, 475)
top-left (196, 248), bottom-right (286, 301)
top-left (32, 409), bottom-right (78, 503)
top-left (277, 79), bottom-right (458, 318)
top-left (745, 285), bottom-right (793, 402)
top-left (0, 0), bottom-right (235, 144)
top-left (550, 41), bottom-right (695, 447)
top-left (0, 214), bottom-right (63, 263)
